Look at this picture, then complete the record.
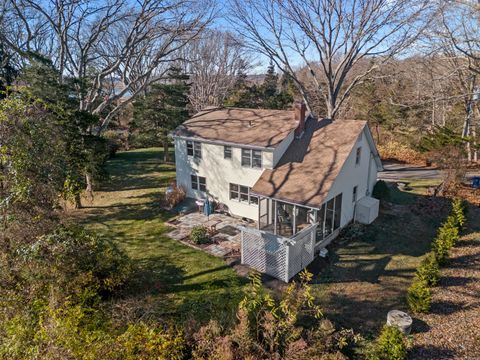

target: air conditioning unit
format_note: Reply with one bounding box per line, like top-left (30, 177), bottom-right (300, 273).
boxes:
top-left (355, 196), bottom-right (379, 224)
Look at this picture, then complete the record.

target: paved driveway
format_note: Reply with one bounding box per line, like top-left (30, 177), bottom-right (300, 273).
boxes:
top-left (379, 162), bottom-right (479, 182)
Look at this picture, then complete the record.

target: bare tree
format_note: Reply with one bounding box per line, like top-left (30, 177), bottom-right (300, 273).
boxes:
top-left (182, 30), bottom-right (251, 111)
top-left (2, 0), bottom-right (215, 132)
top-left (229, 0), bottom-right (436, 119)
top-left (438, 0), bottom-right (480, 162)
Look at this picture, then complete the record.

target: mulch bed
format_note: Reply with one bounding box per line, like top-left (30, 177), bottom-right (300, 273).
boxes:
top-left (409, 208), bottom-right (480, 359)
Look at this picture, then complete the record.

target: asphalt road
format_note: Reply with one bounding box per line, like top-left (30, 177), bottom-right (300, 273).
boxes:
top-left (378, 162), bottom-right (479, 182)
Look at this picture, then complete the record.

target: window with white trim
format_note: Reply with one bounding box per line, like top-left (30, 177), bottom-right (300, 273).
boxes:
top-left (186, 140), bottom-right (201, 159)
top-left (191, 175), bottom-right (206, 192)
top-left (241, 148), bottom-right (262, 168)
top-left (229, 183), bottom-right (258, 205)
top-left (193, 141), bottom-right (202, 159)
top-left (224, 145), bottom-right (232, 159)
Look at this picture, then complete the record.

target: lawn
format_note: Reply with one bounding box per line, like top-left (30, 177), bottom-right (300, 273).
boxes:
top-left (73, 148), bottom-right (245, 325)
top-left (309, 183), bottom-right (448, 337)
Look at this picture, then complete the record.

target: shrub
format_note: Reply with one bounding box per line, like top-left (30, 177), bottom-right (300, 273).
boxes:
top-left (451, 198), bottom-right (466, 231)
top-left (433, 223), bottom-right (459, 264)
top-left (165, 183), bottom-right (186, 209)
top-left (371, 325), bottom-right (408, 360)
top-left (372, 180), bottom-right (390, 201)
top-left (407, 278), bottom-right (431, 313)
top-left (416, 252), bottom-right (440, 286)
top-left (113, 322), bottom-right (186, 360)
top-left (190, 225), bottom-right (209, 244)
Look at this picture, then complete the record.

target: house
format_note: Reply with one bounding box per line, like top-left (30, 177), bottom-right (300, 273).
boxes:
top-left (172, 103), bottom-right (383, 281)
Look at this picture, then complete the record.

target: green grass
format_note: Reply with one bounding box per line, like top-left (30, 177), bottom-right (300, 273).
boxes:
top-left (386, 178), bottom-right (442, 205)
top-left (310, 186), bottom-right (446, 336)
top-left (75, 148), bottom-right (245, 325)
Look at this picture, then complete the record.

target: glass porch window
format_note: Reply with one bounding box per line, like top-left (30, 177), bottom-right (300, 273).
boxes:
top-left (276, 201), bottom-right (294, 237)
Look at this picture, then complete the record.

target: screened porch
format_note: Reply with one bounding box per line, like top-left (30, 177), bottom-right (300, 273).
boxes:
top-left (257, 194), bottom-right (343, 245)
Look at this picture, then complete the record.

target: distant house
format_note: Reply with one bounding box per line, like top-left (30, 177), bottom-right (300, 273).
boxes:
top-left (172, 104), bottom-right (383, 281)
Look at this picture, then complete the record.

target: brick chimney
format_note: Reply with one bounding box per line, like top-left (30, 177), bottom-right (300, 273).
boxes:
top-left (294, 101), bottom-right (306, 138)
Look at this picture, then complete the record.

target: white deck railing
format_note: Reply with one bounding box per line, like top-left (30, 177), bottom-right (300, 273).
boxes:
top-left (240, 223), bottom-right (317, 282)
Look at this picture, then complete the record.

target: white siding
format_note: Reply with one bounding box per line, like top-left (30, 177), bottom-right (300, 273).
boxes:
top-left (174, 138), bottom-right (271, 220)
top-left (272, 130), bottom-right (295, 167)
top-left (323, 128), bottom-right (380, 228)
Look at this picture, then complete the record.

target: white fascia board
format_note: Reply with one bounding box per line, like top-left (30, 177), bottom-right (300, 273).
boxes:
top-left (363, 126), bottom-right (383, 171)
top-left (171, 134), bottom-right (276, 152)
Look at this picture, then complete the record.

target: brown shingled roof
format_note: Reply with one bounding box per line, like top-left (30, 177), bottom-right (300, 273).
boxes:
top-left (173, 107), bottom-right (297, 148)
top-left (251, 118), bottom-right (367, 209)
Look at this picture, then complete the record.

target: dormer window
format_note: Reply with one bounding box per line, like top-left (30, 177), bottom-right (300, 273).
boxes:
top-left (241, 148), bottom-right (262, 168)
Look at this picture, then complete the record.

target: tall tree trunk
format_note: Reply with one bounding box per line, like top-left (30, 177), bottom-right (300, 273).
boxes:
top-left (85, 173), bottom-right (94, 202)
top-left (74, 193), bottom-right (82, 209)
top-left (375, 123), bottom-right (381, 144)
top-left (163, 139), bottom-right (169, 163)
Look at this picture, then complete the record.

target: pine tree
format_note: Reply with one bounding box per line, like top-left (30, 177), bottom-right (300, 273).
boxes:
top-left (132, 67), bottom-right (190, 162)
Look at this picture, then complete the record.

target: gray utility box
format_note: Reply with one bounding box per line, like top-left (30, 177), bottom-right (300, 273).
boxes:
top-left (355, 196), bottom-right (380, 224)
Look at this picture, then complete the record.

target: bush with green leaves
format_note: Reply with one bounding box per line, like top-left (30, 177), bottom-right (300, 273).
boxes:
top-left (451, 198), bottom-right (466, 231)
top-left (407, 278), bottom-right (431, 313)
top-left (433, 222), bottom-right (459, 264)
top-left (372, 180), bottom-right (390, 201)
top-left (190, 225), bottom-right (209, 244)
top-left (416, 252), bottom-right (440, 286)
top-left (371, 325), bottom-right (408, 360)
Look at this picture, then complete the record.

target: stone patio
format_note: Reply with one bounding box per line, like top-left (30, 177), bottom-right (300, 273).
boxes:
top-left (167, 212), bottom-right (254, 258)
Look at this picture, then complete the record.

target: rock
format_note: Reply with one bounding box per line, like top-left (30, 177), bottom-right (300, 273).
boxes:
top-left (387, 310), bottom-right (413, 334)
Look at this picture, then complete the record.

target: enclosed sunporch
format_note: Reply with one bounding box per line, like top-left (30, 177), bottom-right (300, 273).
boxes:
top-left (257, 194), bottom-right (343, 246)
top-left (240, 194), bottom-right (344, 282)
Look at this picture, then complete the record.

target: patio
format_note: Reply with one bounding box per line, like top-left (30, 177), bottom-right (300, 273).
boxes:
top-left (167, 212), bottom-right (254, 258)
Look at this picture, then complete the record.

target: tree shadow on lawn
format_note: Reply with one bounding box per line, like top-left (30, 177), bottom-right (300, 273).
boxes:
top-left (307, 193), bottom-right (448, 336)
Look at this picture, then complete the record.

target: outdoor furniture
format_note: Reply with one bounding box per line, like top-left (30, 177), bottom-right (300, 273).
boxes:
top-left (205, 219), bottom-right (221, 236)
top-left (195, 199), bottom-right (205, 213)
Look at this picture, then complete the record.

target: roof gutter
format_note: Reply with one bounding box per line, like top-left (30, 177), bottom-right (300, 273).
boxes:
top-left (170, 134), bottom-right (277, 152)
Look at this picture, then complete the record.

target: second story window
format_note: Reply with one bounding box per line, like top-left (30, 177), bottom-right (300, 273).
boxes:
top-left (187, 140), bottom-right (202, 159)
top-left (355, 147), bottom-right (361, 165)
top-left (224, 145), bottom-right (232, 159)
top-left (241, 148), bottom-right (262, 168)
top-left (194, 141), bottom-right (202, 159)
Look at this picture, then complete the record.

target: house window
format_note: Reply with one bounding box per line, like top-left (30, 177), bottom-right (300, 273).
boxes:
top-left (241, 149), bottom-right (251, 167)
top-left (229, 183), bottom-right (258, 205)
top-left (355, 147), bottom-right (361, 165)
top-left (252, 150), bottom-right (262, 168)
top-left (334, 193), bottom-right (342, 230)
top-left (187, 141), bottom-right (202, 158)
top-left (229, 184), bottom-right (239, 200)
top-left (194, 141), bottom-right (202, 159)
top-left (224, 145), bottom-right (232, 159)
top-left (241, 148), bottom-right (262, 168)
top-left (353, 186), bottom-right (358, 202)
top-left (191, 175), bottom-right (206, 192)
